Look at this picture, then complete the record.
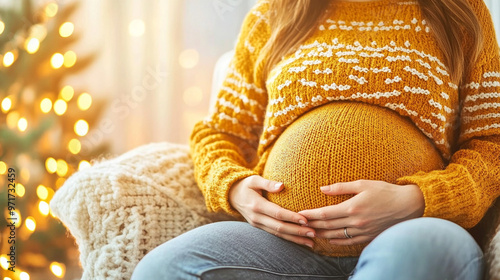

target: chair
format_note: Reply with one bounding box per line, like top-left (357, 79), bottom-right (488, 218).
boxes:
top-left (51, 52), bottom-right (500, 280)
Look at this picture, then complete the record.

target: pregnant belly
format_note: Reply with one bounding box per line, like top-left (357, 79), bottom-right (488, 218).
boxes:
top-left (262, 101), bottom-right (444, 256)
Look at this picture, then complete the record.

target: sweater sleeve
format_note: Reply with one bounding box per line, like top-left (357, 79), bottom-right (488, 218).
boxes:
top-left (396, 0), bottom-right (500, 229)
top-left (189, 1), bottom-right (270, 216)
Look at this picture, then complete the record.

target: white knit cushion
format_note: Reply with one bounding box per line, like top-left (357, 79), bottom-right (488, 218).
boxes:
top-left (50, 142), bottom-right (232, 280)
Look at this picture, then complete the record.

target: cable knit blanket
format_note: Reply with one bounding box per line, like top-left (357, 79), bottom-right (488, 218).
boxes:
top-left (50, 142), bottom-right (233, 280)
top-left (50, 142), bottom-right (500, 280)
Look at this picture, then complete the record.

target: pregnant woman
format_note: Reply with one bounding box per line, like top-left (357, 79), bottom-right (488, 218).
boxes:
top-left (133, 0), bottom-right (500, 279)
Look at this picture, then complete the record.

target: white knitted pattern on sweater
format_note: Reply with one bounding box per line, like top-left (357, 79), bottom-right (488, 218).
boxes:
top-left (50, 142), bottom-right (232, 280)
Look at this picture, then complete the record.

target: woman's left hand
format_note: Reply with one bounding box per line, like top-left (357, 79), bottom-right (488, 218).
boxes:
top-left (298, 180), bottom-right (425, 245)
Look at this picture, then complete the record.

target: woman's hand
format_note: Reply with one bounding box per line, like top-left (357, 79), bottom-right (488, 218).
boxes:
top-left (229, 175), bottom-right (316, 248)
top-left (298, 180), bottom-right (424, 246)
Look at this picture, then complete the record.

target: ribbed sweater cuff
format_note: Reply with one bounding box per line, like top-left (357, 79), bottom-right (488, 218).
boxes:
top-left (396, 167), bottom-right (477, 228)
top-left (207, 162), bottom-right (259, 217)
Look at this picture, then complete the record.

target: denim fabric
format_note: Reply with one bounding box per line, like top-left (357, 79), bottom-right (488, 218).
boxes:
top-left (132, 218), bottom-right (483, 280)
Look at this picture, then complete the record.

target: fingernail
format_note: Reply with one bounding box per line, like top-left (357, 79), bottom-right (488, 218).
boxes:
top-left (305, 243), bottom-right (314, 249)
top-left (298, 219), bottom-right (307, 225)
top-left (320, 186), bottom-right (330, 191)
top-left (306, 232), bottom-right (315, 238)
top-left (274, 182), bottom-right (283, 190)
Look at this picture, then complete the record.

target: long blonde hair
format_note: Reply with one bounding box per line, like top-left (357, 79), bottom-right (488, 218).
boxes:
top-left (258, 0), bottom-right (484, 84)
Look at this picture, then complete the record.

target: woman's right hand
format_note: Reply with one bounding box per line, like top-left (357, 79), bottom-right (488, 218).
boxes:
top-left (229, 175), bottom-right (316, 248)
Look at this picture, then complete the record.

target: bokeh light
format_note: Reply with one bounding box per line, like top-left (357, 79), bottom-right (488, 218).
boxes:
top-left (38, 201), bottom-right (50, 216)
top-left (40, 98), bottom-right (52, 113)
top-left (37, 185), bottom-right (49, 200)
top-left (53, 99), bottom-right (67, 115)
top-left (6, 111), bottom-right (20, 129)
top-left (77, 93), bottom-right (92, 111)
top-left (59, 22), bottom-right (74, 37)
top-left (50, 262), bottom-right (65, 278)
top-left (20, 271), bottom-right (30, 280)
top-left (74, 119), bottom-right (89, 136)
top-left (68, 138), bottom-right (81, 154)
top-left (79, 160), bottom-right (91, 170)
top-left (60, 85), bottom-right (74, 101)
top-left (17, 117), bottom-right (28, 132)
top-left (25, 217), bottom-right (36, 232)
top-left (0, 161), bottom-right (6, 174)
top-left (56, 159), bottom-right (68, 177)
top-left (16, 183), bottom-right (25, 197)
top-left (179, 49), bottom-right (199, 69)
top-left (3, 51), bottom-right (15, 67)
top-left (1, 97), bottom-right (12, 112)
top-left (0, 20), bottom-right (4, 35)
top-left (51, 53), bottom-right (64, 69)
top-left (25, 38), bottom-right (40, 54)
top-left (63, 51), bottom-right (77, 67)
top-left (45, 157), bottom-right (57, 174)
top-left (45, 2), bottom-right (58, 17)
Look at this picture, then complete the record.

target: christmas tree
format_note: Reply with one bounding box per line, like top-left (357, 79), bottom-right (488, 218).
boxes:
top-left (0, 0), bottom-right (107, 279)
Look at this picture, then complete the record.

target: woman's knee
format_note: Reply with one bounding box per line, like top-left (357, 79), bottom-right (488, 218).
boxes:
top-left (131, 221), bottom-right (252, 280)
top-left (354, 218), bottom-right (483, 280)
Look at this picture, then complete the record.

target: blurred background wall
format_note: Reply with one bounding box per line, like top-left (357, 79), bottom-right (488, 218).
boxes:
top-left (68, 0), bottom-right (258, 155)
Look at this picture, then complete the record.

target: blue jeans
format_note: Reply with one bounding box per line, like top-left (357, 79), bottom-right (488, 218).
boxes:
top-left (131, 218), bottom-right (483, 280)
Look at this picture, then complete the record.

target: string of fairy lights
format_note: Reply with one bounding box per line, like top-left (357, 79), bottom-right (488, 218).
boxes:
top-left (0, 2), bottom-right (93, 279)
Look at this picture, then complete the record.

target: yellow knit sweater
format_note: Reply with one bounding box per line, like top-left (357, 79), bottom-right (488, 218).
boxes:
top-left (190, 0), bottom-right (500, 256)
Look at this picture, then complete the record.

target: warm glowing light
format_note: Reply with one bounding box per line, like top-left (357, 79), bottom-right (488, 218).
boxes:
top-left (45, 2), bottom-right (58, 17)
top-left (25, 38), bottom-right (40, 54)
top-left (40, 98), bottom-right (52, 113)
top-left (68, 138), bottom-right (81, 154)
top-left (50, 262), bottom-right (65, 278)
top-left (20, 272), bottom-right (30, 280)
top-left (60, 85), bottom-right (74, 101)
top-left (25, 217), bottom-right (36, 232)
top-left (36, 185), bottom-right (49, 200)
top-left (8, 210), bottom-right (21, 227)
top-left (56, 159), bottom-right (68, 177)
top-left (1, 97), bottom-right (11, 112)
top-left (79, 160), bottom-right (91, 170)
top-left (56, 178), bottom-right (65, 188)
top-left (53, 99), bottom-right (67, 115)
top-left (17, 117), bottom-right (28, 132)
top-left (4, 277), bottom-right (13, 280)
top-left (45, 157), bottom-right (57, 174)
top-left (0, 21), bottom-right (4, 35)
top-left (3, 51), bottom-right (15, 67)
top-left (59, 22), bottom-right (74, 37)
top-left (183, 87), bottom-right (203, 106)
top-left (74, 120), bottom-right (89, 136)
top-left (0, 161), bottom-right (6, 175)
top-left (179, 49), bottom-right (199, 69)
top-left (0, 255), bottom-right (8, 270)
top-left (128, 19), bottom-right (145, 37)
top-left (77, 93), bottom-right (92, 111)
top-left (63, 51), bottom-right (76, 67)
top-left (20, 168), bottom-right (30, 182)
top-left (29, 24), bottom-right (47, 40)
top-left (51, 53), bottom-right (64, 69)
top-left (38, 201), bottom-right (50, 216)
top-left (6, 111), bottom-right (20, 129)
top-left (16, 183), bottom-right (25, 197)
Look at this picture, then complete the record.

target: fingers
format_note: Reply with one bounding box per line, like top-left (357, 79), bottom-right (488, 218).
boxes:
top-left (258, 198), bottom-right (309, 225)
top-left (248, 175), bottom-right (284, 193)
top-left (253, 215), bottom-right (316, 248)
top-left (319, 180), bottom-right (367, 195)
top-left (306, 217), bottom-right (351, 230)
top-left (298, 204), bottom-right (349, 221)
